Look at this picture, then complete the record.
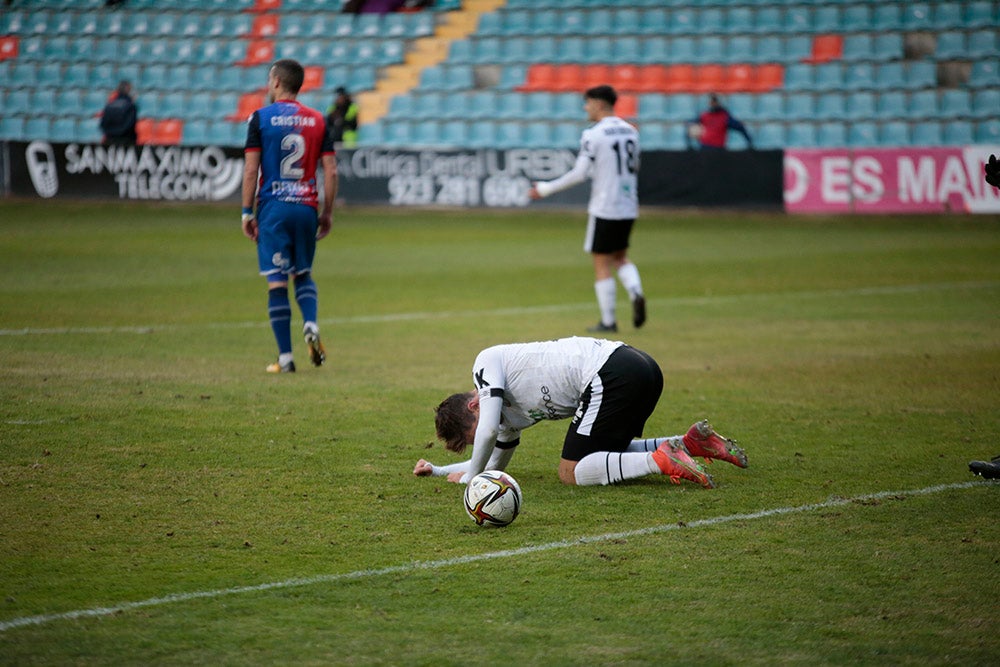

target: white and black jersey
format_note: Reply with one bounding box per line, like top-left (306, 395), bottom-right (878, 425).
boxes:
top-left (535, 116), bottom-right (639, 220)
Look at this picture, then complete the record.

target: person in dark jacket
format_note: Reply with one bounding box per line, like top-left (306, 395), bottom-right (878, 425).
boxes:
top-left (686, 93), bottom-right (753, 150)
top-left (99, 81), bottom-right (138, 146)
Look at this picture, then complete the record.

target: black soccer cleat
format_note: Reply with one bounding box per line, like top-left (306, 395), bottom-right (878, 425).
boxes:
top-left (632, 295), bottom-right (646, 328)
top-left (969, 455), bottom-right (1000, 480)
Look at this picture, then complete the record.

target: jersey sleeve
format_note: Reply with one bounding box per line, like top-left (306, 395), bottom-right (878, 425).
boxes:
top-left (244, 111), bottom-right (261, 153)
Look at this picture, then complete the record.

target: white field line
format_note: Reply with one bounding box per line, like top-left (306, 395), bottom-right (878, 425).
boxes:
top-left (0, 480), bottom-right (990, 634)
top-left (0, 281), bottom-right (997, 337)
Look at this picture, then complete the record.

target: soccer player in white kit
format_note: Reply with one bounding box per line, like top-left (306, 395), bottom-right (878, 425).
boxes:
top-left (529, 85), bottom-right (645, 333)
top-left (413, 337), bottom-right (748, 488)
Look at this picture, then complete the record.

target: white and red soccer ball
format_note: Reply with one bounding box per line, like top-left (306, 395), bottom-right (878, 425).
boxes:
top-left (463, 470), bottom-right (522, 527)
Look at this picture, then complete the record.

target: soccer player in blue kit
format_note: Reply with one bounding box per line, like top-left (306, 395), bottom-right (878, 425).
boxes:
top-left (241, 59), bottom-right (338, 373)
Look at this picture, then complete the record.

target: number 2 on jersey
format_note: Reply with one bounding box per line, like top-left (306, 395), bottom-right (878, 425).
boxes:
top-left (279, 133), bottom-right (306, 180)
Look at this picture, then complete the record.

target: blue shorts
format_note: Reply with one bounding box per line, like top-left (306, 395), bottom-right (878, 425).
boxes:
top-left (256, 201), bottom-right (318, 282)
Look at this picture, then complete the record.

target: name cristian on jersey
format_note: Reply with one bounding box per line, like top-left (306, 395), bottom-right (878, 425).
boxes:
top-left (246, 100), bottom-right (333, 209)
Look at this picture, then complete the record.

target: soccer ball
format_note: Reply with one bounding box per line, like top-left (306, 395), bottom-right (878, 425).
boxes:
top-left (463, 470), bottom-right (522, 527)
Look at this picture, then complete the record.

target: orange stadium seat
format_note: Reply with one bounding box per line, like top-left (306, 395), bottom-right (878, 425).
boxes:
top-left (251, 14), bottom-right (279, 38)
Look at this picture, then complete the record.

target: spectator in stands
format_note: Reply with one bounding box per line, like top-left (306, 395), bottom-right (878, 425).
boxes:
top-left (99, 81), bottom-right (138, 146)
top-left (326, 86), bottom-right (359, 148)
top-left (686, 93), bottom-right (753, 151)
top-left (342, 0), bottom-right (405, 13)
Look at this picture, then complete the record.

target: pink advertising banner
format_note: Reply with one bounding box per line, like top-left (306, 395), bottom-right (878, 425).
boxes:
top-left (784, 146), bottom-right (1000, 214)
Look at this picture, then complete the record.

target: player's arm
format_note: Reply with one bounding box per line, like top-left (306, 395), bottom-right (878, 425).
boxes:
top-left (727, 114), bottom-right (753, 148)
top-left (414, 445), bottom-right (516, 482)
top-left (529, 142), bottom-right (592, 199)
top-left (241, 112), bottom-right (262, 241)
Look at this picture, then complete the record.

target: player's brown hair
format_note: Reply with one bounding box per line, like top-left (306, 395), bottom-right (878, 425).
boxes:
top-left (270, 59), bottom-right (305, 95)
top-left (435, 391), bottom-right (477, 453)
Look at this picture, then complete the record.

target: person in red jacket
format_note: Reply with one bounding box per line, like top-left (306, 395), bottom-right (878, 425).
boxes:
top-left (686, 93), bottom-right (753, 151)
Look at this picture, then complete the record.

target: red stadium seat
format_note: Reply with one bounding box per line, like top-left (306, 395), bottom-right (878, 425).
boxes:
top-left (663, 64), bottom-right (694, 93)
top-left (612, 64), bottom-right (642, 93)
top-left (241, 39), bottom-right (274, 66)
top-left (0, 36), bottom-right (18, 60)
top-left (301, 66), bottom-right (324, 92)
top-left (720, 64), bottom-right (755, 93)
top-left (691, 64), bottom-right (725, 93)
top-left (250, 14), bottom-right (279, 38)
top-left (634, 64), bottom-right (671, 93)
top-left (135, 118), bottom-right (155, 145)
top-left (227, 92), bottom-right (266, 121)
top-left (153, 119), bottom-right (183, 145)
top-left (550, 64), bottom-right (585, 93)
top-left (805, 35), bottom-right (844, 63)
top-left (583, 64), bottom-right (613, 90)
top-left (519, 64), bottom-right (559, 92)
top-left (754, 63), bottom-right (785, 92)
top-left (249, 0), bottom-right (282, 12)
top-left (616, 93), bottom-right (637, 119)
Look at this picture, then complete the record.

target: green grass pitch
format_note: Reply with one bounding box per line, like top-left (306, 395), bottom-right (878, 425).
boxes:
top-left (1, 200), bottom-right (998, 665)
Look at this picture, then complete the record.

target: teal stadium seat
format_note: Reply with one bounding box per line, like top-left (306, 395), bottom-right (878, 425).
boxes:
top-left (412, 121), bottom-right (443, 147)
top-left (782, 6), bottom-right (812, 34)
top-left (942, 121), bottom-right (974, 145)
top-left (6, 89), bottom-right (31, 115)
top-left (816, 122), bottom-right (846, 147)
top-left (468, 120), bottom-right (497, 149)
top-left (814, 63), bottom-right (845, 92)
top-left (842, 63), bottom-right (875, 91)
top-left (32, 89), bottom-right (57, 115)
top-left (524, 122), bottom-right (553, 147)
top-left (965, 1), bottom-right (997, 28)
top-left (753, 122), bottom-right (785, 150)
top-left (51, 117), bottom-right (77, 143)
top-left (842, 5), bottom-right (872, 31)
top-left (842, 34), bottom-right (874, 62)
top-left (24, 117), bottom-right (51, 141)
top-left (813, 6), bottom-right (842, 33)
top-left (901, 3), bottom-right (933, 30)
top-left (815, 92), bottom-right (845, 120)
top-left (693, 7), bottom-right (725, 35)
top-left (441, 121), bottom-right (469, 147)
top-left (911, 122), bottom-right (944, 146)
top-left (786, 122), bottom-right (817, 148)
top-left (525, 92), bottom-right (555, 118)
top-left (873, 33), bottom-right (903, 61)
top-left (931, 2), bottom-right (963, 28)
top-left (879, 120), bottom-right (911, 146)
top-left (638, 8), bottom-right (668, 35)
top-left (553, 121), bottom-right (583, 149)
top-left (465, 91), bottom-right (496, 120)
top-left (411, 92), bottom-right (444, 121)
top-left (847, 121), bottom-right (878, 147)
top-left (969, 60), bottom-right (1000, 87)
top-left (639, 95), bottom-right (669, 121)
top-left (968, 30), bottom-right (999, 58)
top-left (753, 92), bottom-right (784, 122)
top-left (974, 119), bottom-right (1000, 143)
top-left (669, 94), bottom-right (698, 121)
top-left (845, 92), bottom-right (876, 121)
top-left (495, 92), bottom-right (526, 120)
top-left (356, 121), bottom-right (383, 146)
top-left (907, 90), bottom-right (939, 120)
top-left (939, 89), bottom-right (972, 119)
top-left (694, 36), bottom-right (725, 64)
top-left (971, 89), bottom-right (1000, 119)
top-left (0, 116), bottom-right (27, 141)
top-left (724, 8), bottom-right (753, 35)
top-left (935, 31), bottom-right (965, 59)
top-left (872, 5), bottom-right (901, 30)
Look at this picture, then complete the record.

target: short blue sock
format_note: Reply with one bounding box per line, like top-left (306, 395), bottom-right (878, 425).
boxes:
top-left (268, 287), bottom-right (293, 355)
top-left (294, 274), bottom-right (318, 326)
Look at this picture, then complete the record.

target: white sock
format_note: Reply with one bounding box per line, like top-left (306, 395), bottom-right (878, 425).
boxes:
top-left (627, 436), bottom-right (683, 453)
top-left (617, 262), bottom-right (643, 300)
top-left (594, 277), bottom-right (617, 326)
top-left (278, 352), bottom-right (294, 366)
top-left (573, 451), bottom-right (660, 485)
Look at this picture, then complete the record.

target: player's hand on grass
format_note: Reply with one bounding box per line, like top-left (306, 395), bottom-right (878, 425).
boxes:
top-left (413, 459), bottom-right (434, 476)
top-left (317, 212), bottom-right (332, 240)
top-left (985, 154), bottom-right (999, 188)
top-left (446, 472), bottom-right (465, 484)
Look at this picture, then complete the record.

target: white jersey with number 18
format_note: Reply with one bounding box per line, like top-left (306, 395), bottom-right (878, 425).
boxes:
top-left (536, 116), bottom-right (640, 220)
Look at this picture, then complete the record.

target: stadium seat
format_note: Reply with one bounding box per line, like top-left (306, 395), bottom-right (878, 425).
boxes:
top-left (440, 120), bottom-right (469, 147)
top-left (842, 5), bottom-right (872, 31)
top-left (942, 121), bottom-right (973, 145)
top-left (24, 117), bottom-right (51, 141)
top-left (935, 31), bottom-right (966, 59)
top-left (816, 122), bottom-right (846, 147)
top-left (786, 122), bottom-right (817, 148)
top-left (668, 94), bottom-right (698, 121)
top-left (876, 91), bottom-right (907, 119)
top-left (553, 121), bottom-right (583, 149)
top-left (412, 121), bottom-right (443, 146)
top-left (752, 92), bottom-right (784, 122)
top-left (974, 119), bottom-right (1000, 143)
top-left (911, 121), bottom-right (943, 146)
top-left (969, 60), bottom-right (1000, 87)
top-left (845, 92), bottom-right (876, 121)
top-left (841, 34), bottom-right (874, 62)
top-left (783, 92), bottom-right (816, 122)
top-left (965, 1), bottom-right (997, 28)
top-left (971, 89), bottom-right (1000, 119)
top-left (494, 91), bottom-right (526, 120)
top-left (873, 33), bottom-right (903, 61)
top-left (783, 64), bottom-right (815, 91)
top-left (842, 63), bottom-right (875, 91)
top-left (907, 90), bottom-right (939, 120)
top-left (815, 92), bottom-right (846, 121)
top-left (967, 30), bottom-right (999, 58)
top-left (467, 120), bottom-right (497, 149)
top-left (879, 120), bottom-right (911, 146)
top-left (847, 121), bottom-right (878, 147)
top-left (753, 122), bottom-right (785, 150)
top-left (939, 90), bottom-right (971, 119)
top-left (872, 5), bottom-right (902, 30)
top-left (813, 63), bottom-right (845, 91)
top-left (901, 3), bottom-right (933, 30)
top-left (524, 121), bottom-right (553, 147)
top-left (0, 116), bottom-right (27, 141)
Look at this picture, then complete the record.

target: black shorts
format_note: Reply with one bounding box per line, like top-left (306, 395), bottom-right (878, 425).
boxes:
top-left (585, 216), bottom-right (635, 254)
top-left (561, 345), bottom-right (664, 461)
